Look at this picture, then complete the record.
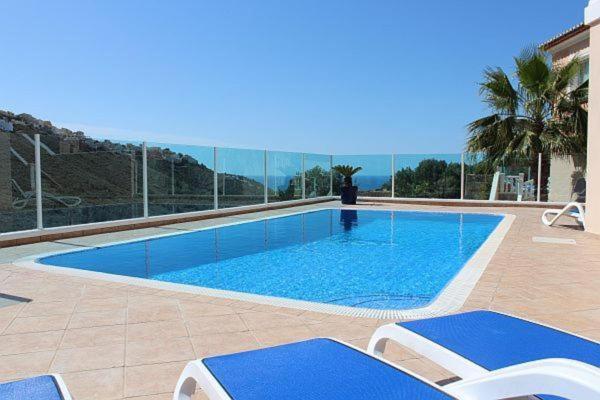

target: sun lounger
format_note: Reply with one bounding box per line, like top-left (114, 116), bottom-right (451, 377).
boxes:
top-left (368, 310), bottom-right (600, 399)
top-left (0, 374), bottom-right (72, 400)
top-left (542, 201), bottom-right (586, 229)
top-left (172, 337), bottom-right (600, 400)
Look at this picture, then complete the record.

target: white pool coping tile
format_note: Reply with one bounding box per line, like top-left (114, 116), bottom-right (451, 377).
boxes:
top-left (13, 207), bottom-right (515, 320)
top-left (532, 236), bottom-right (577, 245)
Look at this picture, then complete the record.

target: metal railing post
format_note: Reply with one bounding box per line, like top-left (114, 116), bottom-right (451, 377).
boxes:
top-left (142, 142), bottom-right (149, 218)
top-left (264, 150), bottom-right (268, 204)
top-left (460, 153), bottom-right (465, 200)
top-left (537, 153), bottom-right (542, 202)
top-left (329, 155), bottom-right (333, 196)
top-left (301, 153), bottom-right (306, 199)
top-left (391, 154), bottom-right (395, 198)
top-left (213, 147), bottom-right (219, 210)
top-left (34, 134), bottom-right (43, 229)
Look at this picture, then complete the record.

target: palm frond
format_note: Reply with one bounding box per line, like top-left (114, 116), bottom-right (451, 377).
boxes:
top-left (479, 68), bottom-right (519, 114)
top-left (332, 165), bottom-right (362, 178)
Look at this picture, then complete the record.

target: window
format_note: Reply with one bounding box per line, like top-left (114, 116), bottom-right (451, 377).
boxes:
top-left (576, 58), bottom-right (589, 87)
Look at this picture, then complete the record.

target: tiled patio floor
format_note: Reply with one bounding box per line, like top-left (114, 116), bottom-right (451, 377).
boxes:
top-left (0, 201), bottom-right (599, 399)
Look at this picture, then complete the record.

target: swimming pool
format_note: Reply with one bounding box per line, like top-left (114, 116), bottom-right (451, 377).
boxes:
top-left (37, 209), bottom-right (505, 314)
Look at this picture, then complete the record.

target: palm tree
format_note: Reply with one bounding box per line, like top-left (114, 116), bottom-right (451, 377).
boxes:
top-left (467, 48), bottom-right (588, 198)
top-left (332, 165), bottom-right (362, 187)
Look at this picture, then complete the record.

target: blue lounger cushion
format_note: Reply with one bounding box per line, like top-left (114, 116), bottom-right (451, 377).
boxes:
top-left (203, 338), bottom-right (453, 400)
top-left (399, 310), bottom-right (600, 400)
top-left (0, 375), bottom-right (63, 400)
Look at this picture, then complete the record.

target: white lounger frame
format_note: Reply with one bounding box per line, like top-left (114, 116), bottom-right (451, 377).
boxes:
top-left (367, 311), bottom-right (600, 381)
top-left (173, 338), bottom-right (600, 400)
top-left (52, 374), bottom-right (73, 400)
top-left (542, 202), bottom-right (586, 230)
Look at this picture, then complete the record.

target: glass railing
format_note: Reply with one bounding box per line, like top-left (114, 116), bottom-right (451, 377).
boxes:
top-left (0, 133), bottom-right (38, 233)
top-left (304, 153), bottom-right (331, 198)
top-left (39, 135), bottom-right (144, 228)
top-left (332, 155), bottom-right (392, 197)
top-left (394, 154), bottom-right (462, 199)
top-left (0, 130), bottom-right (586, 236)
top-left (146, 142), bottom-right (214, 216)
top-left (464, 153), bottom-right (494, 200)
top-left (217, 147), bottom-right (265, 209)
top-left (267, 151), bottom-right (302, 203)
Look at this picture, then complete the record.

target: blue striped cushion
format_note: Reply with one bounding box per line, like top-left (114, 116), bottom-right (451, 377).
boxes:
top-left (399, 310), bottom-right (600, 400)
top-left (203, 338), bottom-right (453, 399)
top-left (0, 375), bottom-right (63, 400)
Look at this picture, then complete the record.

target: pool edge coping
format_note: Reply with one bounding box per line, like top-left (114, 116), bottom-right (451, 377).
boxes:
top-left (12, 207), bottom-right (515, 320)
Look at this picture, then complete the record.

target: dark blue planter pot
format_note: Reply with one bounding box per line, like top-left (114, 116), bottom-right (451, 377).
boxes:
top-left (340, 186), bottom-right (358, 205)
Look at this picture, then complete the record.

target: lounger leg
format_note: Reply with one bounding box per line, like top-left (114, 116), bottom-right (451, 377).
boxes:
top-left (173, 361), bottom-right (232, 400)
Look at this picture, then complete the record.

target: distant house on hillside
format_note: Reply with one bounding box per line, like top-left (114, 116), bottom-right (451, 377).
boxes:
top-left (541, 23), bottom-right (590, 202)
top-left (0, 119), bottom-right (13, 132)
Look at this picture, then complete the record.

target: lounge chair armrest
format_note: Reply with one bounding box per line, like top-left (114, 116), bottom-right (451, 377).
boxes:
top-left (367, 323), bottom-right (487, 378)
top-left (173, 360), bottom-right (231, 400)
top-left (445, 358), bottom-right (600, 400)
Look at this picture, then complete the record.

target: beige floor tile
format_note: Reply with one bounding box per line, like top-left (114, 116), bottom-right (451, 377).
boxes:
top-left (0, 351), bottom-right (55, 381)
top-left (0, 330), bottom-right (63, 355)
top-left (76, 297), bottom-right (128, 313)
top-left (62, 367), bottom-right (124, 400)
top-left (127, 304), bottom-right (181, 324)
top-left (125, 361), bottom-right (187, 397)
top-left (126, 320), bottom-right (188, 342)
top-left (186, 314), bottom-right (247, 336)
top-left (251, 324), bottom-right (315, 347)
top-left (178, 301), bottom-right (236, 319)
top-left (191, 332), bottom-right (260, 358)
top-left (19, 300), bottom-right (77, 317)
top-left (126, 337), bottom-right (195, 366)
top-left (240, 311), bottom-right (306, 330)
top-left (50, 343), bottom-right (125, 373)
top-left (307, 322), bottom-right (374, 341)
top-left (61, 325), bottom-right (126, 349)
top-left (69, 309), bottom-right (127, 329)
top-left (5, 314), bottom-right (70, 334)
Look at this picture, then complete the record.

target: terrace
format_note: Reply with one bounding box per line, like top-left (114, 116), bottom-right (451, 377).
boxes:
top-left (0, 201), bottom-right (599, 399)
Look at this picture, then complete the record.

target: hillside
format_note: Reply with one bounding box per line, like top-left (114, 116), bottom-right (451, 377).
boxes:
top-left (0, 110), bottom-right (265, 215)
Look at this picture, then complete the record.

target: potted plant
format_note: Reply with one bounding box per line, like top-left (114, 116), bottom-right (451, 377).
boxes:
top-left (332, 165), bottom-right (362, 205)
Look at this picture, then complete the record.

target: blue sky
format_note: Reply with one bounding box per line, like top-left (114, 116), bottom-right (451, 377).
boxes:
top-left (2, 0), bottom-right (588, 155)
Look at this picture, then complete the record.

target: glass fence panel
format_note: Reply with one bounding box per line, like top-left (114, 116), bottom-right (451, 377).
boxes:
top-left (304, 153), bottom-right (331, 198)
top-left (332, 155), bottom-right (392, 197)
top-left (40, 134), bottom-right (144, 228)
top-left (217, 147), bottom-right (265, 208)
top-left (394, 154), bottom-right (461, 198)
top-left (267, 151), bottom-right (302, 202)
top-left (146, 142), bottom-right (214, 216)
top-left (0, 132), bottom-right (38, 233)
top-left (547, 154), bottom-right (586, 203)
top-left (464, 153), bottom-right (494, 200)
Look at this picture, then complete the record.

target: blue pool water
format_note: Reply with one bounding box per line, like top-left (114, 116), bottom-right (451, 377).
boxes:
top-left (40, 209), bottom-right (503, 310)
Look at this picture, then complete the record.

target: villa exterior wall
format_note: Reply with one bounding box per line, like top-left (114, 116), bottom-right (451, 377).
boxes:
top-left (549, 155), bottom-right (586, 202)
top-left (546, 29), bottom-right (590, 205)
top-left (552, 37), bottom-right (590, 63)
top-left (586, 22), bottom-right (600, 233)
